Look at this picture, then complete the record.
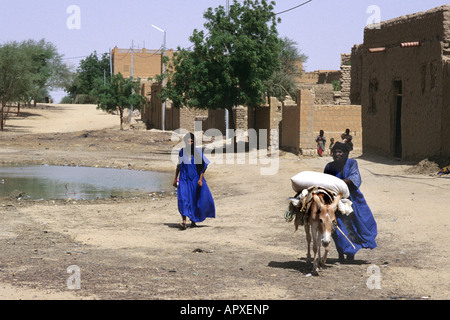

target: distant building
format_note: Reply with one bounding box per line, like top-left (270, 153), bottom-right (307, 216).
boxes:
top-left (110, 46), bottom-right (174, 80)
top-left (351, 5), bottom-right (450, 160)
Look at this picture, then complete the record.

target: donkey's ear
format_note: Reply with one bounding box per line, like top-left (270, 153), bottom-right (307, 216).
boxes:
top-left (313, 194), bottom-right (324, 208)
top-left (332, 193), bottom-right (342, 209)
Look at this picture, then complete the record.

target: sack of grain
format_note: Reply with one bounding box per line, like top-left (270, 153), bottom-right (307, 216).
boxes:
top-left (291, 171), bottom-right (350, 198)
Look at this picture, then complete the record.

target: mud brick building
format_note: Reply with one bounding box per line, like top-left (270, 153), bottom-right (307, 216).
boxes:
top-left (351, 5), bottom-right (450, 160)
top-left (110, 46), bottom-right (174, 79)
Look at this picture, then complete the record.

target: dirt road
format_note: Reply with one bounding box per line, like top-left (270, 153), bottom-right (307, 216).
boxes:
top-left (0, 104), bottom-right (448, 300)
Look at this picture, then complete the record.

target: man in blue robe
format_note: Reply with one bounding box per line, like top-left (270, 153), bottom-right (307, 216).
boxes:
top-left (173, 133), bottom-right (215, 230)
top-left (324, 142), bottom-right (377, 261)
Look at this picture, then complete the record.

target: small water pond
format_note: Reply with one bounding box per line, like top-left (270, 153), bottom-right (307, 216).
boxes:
top-left (0, 165), bottom-right (173, 200)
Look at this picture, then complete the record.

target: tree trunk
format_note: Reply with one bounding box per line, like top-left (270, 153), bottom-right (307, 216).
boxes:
top-left (227, 106), bottom-right (237, 148)
top-left (118, 107), bottom-right (124, 130)
top-left (227, 106), bottom-right (236, 131)
top-left (1, 102), bottom-right (4, 131)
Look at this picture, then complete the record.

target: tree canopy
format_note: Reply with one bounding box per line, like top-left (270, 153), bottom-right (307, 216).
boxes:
top-left (164, 0), bottom-right (282, 124)
top-left (0, 39), bottom-right (71, 129)
top-left (265, 37), bottom-right (308, 102)
top-left (91, 72), bottom-right (145, 130)
top-left (0, 42), bottom-right (32, 108)
top-left (66, 51), bottom-right (111, 103)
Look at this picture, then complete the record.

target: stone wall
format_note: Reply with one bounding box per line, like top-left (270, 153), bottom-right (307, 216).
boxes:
top-left (337, 54), bottom-right (351, 105)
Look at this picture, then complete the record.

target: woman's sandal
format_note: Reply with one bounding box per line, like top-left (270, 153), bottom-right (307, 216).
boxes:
top-left (179, 223), bottom-right (187, 230)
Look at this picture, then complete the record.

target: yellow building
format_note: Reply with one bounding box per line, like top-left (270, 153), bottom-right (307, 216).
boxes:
top-left (110, 46), bottom-right (174, 79)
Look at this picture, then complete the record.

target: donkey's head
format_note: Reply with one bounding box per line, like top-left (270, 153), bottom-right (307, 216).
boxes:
top-left (312, 193), bottom-right (341, 247)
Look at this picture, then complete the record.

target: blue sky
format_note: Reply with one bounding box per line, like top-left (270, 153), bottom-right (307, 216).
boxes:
top-left (1, 0), bottom-right (448, 102)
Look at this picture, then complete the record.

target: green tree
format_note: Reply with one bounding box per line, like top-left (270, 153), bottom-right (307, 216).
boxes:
top-left (21, 39), bottom-right (72, 106)
top-left (0, 39), bottom-right (70, 129)
top-left (265, 37), bottom-right (308, 102)
top-left (0, 42), bottom-right (33, 129)
top-left (92, 72), bottom-right (145, 130)
top-left (164, 0), bottom-right (281, 129)
top-left (60, 95), bottom-right (73, 104)
top-left (66, 51), bottom-right (110, 103)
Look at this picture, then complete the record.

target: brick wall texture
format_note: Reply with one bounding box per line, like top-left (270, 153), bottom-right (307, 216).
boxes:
top-left (281, 89), bottom-right (361, 155)
top-left (142, 83), bottom-right (362, 156)
top-left (111, 46), bottom-right (174, 80)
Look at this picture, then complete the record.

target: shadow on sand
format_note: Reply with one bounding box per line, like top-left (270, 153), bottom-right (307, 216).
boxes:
top-left (268, 257), bottom-right (369, 275)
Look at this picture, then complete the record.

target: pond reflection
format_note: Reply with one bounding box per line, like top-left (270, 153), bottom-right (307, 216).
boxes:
top-left (0, 165), bottom-right (173, 200)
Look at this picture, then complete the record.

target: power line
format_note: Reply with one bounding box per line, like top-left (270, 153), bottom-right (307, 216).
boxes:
top-left (65, 1), bottom-right (312, 57)
top-left (63, 46), bottom-right (165, 61)
top-left (63, 55), bottom-right (99, 60)
top-left (183, 0), bottom-right (313, 50)
top-left (275, 0), bottom-right (312, 15)
top-left (63, 52), bottom-right (108, 60)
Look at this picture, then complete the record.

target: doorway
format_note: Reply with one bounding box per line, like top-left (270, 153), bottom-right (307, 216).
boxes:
top-left (393, 80), bottom-right (402, 158)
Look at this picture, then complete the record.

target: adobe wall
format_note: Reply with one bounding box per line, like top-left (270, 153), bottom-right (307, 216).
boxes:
top-left (297, 83), bottom-right (335, 105)
top-left (298, 90), bottom-right (361, 154)
top-left (280, 89), bottom-right (362, 155)
top-left (142, 80), bottom-right (246, 135)
top-left (352, 5), bottom-right (450, 160)
top-left (111, 47), bottom-right (174, 79)
top-left (440, 9), bottom-right (450, 158)
top-left (443, 59), bottom-right (450, 157)
top-left (246, 97), bottom-right (282, 147)
top-left (297, 70), bottom-right (340, 85)
top-left (281, 104), bottom-right (300, 154)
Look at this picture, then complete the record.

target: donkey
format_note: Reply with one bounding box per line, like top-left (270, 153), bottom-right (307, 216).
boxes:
top-left (304, 191), bottom-right (341, 275)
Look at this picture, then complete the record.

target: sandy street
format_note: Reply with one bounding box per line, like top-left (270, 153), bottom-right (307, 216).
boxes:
top-left (0, 104), bottom-right (448, 300)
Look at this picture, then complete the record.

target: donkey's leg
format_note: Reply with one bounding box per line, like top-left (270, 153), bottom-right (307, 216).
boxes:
top-left (311, 223), bottom-right (319, 274)
top-left (304, 223), bottom-right (311, 264)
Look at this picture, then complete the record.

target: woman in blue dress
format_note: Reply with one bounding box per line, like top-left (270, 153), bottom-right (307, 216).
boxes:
top-left (173, 133), bottom-right (215, 230)
top-left (324, 142), bottom-right (377, 261)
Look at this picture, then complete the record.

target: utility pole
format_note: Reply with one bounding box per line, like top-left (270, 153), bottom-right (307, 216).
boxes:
top-left (129, 41), bottom-right (134, 124)
top-left (109, 47), bottom-right (112, 78)
top-left (152, 25), bottom-right (166, 130)
top-left (225, 0), bottom-right (230, 140)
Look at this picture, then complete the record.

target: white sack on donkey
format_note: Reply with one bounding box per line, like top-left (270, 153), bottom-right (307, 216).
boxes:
top-left (290, 171), bottom-right (353, 216)
top-left (290, 171), bottom-right (350, 198)
top-left (285, 171), bottom-right (355, 275)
